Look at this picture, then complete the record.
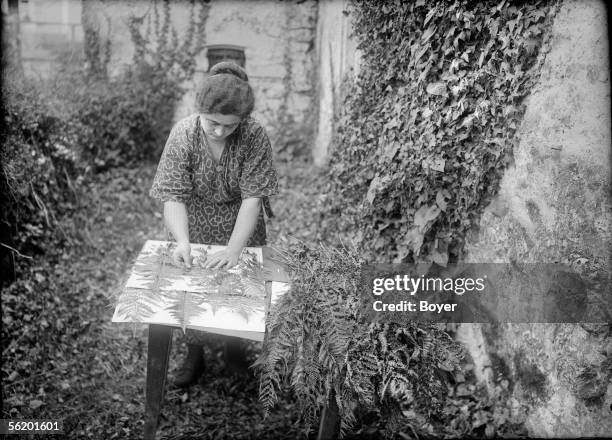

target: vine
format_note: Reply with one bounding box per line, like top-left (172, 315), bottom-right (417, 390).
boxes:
top-left (259, 1), bottom-right (559, 436)
top-left (81, 4), bottom-right (112, 80)
top-left (127, 0), bottom-right (209, 83)
top-left (325, 0), bottom-right (558, 264)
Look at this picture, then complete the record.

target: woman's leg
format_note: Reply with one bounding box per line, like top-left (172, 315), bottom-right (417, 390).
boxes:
top-left (222, 336), bottom-right (250, 375)
top-left (173, 330), bottom-right (206, 387)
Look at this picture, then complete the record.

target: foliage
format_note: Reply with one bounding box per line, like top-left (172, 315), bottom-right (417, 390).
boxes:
top-left (1, 166), bottom-right (160, 434)
top-left (325, 0), bottom-right (557, 264)
top-left (1, 0), bottom-right (210, 259)
top-left (119, 0), bottom-right (210, 166)
top-left (82, 2), bottom-right (112, 80)
top-left (261, 2), bottom-right (560, 435)
top-left (1, 72), bottom-right (85, 256)
top-left (69, 72), bottom-right (174, 170)
top-left (266, 160), bottom-right (343, 246)
top-left (390, 351), bottom-right (530, 439)
top-left (1, 157), bottom-right (528, 439)
top-left (1, 1), bottom-right (562, 437)
top-left (1, 165), bottom-right (306, 439)
top-left (127, 0), bottom-right (209, 84)
top-left (0, 64), bottom-right (170, 258)
top-left (256, 242), bottom-right (464, 437)
top-left (77, 0), bottom-right (210, 170)
top-left (268, 2), bottom-right (315, 163)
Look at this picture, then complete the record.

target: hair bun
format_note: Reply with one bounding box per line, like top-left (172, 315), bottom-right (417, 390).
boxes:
top-left (209, 61), bottom-right (249, 82)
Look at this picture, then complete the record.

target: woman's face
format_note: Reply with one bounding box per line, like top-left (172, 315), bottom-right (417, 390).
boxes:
top-left (199, 113), bottom-right (242, 142)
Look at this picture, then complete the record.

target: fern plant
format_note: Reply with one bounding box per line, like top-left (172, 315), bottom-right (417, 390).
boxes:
top-left (255, 242), bottom-right (464, 437)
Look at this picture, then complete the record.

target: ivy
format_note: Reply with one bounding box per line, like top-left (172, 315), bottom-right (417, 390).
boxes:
top-left (258, 3), bottom-right (559, 433)
top-left (325, 0), bottom-right (558, 264)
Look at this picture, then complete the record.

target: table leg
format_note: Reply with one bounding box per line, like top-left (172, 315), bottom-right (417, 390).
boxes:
top-left (144, 324), bottom-right (173, 440)
top-left (317, 390), bottom-right (340, 440)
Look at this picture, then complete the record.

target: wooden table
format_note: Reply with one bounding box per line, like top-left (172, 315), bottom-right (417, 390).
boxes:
top-left (142, 247), bottom-right (340, 439)
top-left (144, 323), bottom-right (174, 439)
top-left (143, 325), bottom-right (340, 439)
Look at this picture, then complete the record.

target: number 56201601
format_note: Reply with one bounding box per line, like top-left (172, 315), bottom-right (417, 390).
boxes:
top-left (0, 419), bottom-right (63, 434)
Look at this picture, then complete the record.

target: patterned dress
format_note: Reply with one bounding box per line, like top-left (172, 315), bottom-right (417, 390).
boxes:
top-left (150, 114), bottom-right (278, 345)
top-left (150, 114), bottom-right (278, 246)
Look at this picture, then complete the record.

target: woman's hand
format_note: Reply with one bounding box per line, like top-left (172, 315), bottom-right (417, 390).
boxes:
top-left (172, 241), bottom-right (192, 268)
top-left (203, 248), bottom-right (241, 270)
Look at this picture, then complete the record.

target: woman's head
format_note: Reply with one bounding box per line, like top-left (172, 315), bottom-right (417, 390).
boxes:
top-left (195, 61), bottom-right (254, 119)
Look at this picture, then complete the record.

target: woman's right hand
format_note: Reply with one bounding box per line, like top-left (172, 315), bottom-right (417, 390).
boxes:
top-left (172, 241), bottom-right (192, 268)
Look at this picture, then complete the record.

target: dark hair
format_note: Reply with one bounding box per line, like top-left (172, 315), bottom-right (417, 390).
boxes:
top-left (195, 61), bottom-right (254, 118)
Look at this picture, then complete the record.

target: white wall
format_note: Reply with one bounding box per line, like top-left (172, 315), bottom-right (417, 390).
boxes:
top-left (313, 0), bottom-right (359, 166)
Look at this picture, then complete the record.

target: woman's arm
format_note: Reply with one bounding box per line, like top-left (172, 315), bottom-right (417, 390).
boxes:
top-left (203, 197), bottom-right (261, 269)
top-left (164, 201), bottom-right (192, 268)
top-left (150, 118), bottom-right (196, 268)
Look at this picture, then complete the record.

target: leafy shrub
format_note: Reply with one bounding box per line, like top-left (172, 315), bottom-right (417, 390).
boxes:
top-left (324, 0), bottom-right (557, 264)
top-left (256, 243), bottom-right (463, 436)
top-left (74, 69), bottom-right (182, 170)
top-left (1, 0), bottom-right (209, 256)
top-left (70, 0), bottom-right (210, 170)
top-left (1, 72), bottom-right (85, 254)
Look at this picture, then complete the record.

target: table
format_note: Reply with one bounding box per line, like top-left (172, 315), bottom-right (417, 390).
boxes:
top-left (141, 247), bottom-right (340, 439)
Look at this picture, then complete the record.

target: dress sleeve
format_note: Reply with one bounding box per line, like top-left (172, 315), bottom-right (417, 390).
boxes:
top-left (150, 120), bottom-right (193, 204)
top-left (239, 125), bottom-right (278, 199)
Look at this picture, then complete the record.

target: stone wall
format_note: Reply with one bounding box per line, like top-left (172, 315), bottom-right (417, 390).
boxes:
top-left (11, 0), bottom-right (355, 162)
top-left (7, 0), bottom-right (84, 75)
top-left (459, 0), bottom-right (612, 436)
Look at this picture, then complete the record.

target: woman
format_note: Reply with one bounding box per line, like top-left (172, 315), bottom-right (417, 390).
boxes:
top-left (150, 61), bottom-right (278, 387)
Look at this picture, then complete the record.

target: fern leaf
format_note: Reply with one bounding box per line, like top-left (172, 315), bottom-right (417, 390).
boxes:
top-left (115, 287), bottom-right (169, 322)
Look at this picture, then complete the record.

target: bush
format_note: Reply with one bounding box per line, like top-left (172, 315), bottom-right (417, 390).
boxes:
top-left (1, 71), bottom-right (84, 254)
top-left (0, 62), bottom-right (182, 253)
top-left (74, 68), bottom-right (181, 170)
top-left (256, 243), bottom-right (463, 436)
top-left (1, 0), bottom-right (209, 257)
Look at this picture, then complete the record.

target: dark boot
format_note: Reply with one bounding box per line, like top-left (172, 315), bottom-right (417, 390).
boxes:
top-left (223, 337), bottom-right (250, 376)
top-left (174, 344), bottom-right (205, 388)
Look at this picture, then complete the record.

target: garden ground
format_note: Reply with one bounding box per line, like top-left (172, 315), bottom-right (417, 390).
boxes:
top-left (2, 161), bottom-right (522, 439)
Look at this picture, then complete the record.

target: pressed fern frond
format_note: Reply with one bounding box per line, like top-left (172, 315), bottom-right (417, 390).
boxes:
top-left (115, 242), bottom-right (171, 322)
top-left (114, 286), bottom-right (169, 322)
top-left (166, 290), bottom-right (208, 332)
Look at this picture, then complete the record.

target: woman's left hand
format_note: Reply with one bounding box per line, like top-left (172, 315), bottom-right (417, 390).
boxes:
top-left (203, 248), bottom-right (241, 270)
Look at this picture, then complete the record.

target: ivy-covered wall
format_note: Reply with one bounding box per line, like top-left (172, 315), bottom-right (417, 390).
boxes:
top-left (326, 0), bottom-right (557, 264)
top-left (321, 0), bottom-right (610, 436)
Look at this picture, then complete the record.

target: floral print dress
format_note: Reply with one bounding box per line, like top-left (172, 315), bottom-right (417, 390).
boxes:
top-left (150, 114), bottom-right (278, 247)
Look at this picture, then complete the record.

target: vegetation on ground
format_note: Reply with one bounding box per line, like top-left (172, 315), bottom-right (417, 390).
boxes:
top-left (1, 162), bottom-right (530, 439)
